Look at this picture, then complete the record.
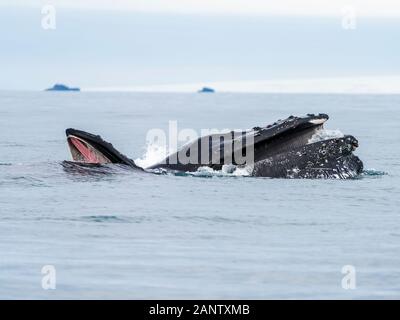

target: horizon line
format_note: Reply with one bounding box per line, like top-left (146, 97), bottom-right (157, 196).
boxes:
top-left (2, 76), bottom-right (400, 94)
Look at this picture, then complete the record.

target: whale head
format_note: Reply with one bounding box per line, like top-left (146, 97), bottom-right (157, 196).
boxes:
top-left (65, 128), bottom-right (137, 167)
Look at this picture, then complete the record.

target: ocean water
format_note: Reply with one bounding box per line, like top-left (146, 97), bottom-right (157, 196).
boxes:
top-left (0, 92), bottom-right (399, 299)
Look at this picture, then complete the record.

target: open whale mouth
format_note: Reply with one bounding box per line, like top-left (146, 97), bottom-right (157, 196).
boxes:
top-left (67, 135), bottom-right (112, 164)
top-left (65, 128), bottom-right (138, 167)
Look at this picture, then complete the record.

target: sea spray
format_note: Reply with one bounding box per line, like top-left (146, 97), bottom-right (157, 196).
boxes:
top-left (308, 129), bottom-right (344, 144)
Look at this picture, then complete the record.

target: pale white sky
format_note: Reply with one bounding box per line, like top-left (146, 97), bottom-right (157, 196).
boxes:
top-left (1, 0), bottom-right (400, 90)
top-left (2, 0), bottom-right (400, 16)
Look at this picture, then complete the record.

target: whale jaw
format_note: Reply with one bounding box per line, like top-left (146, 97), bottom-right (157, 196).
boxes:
top-left (65, 128), bottom-right (139, 168)
top-left (67, 135), bottom-right (112, 164)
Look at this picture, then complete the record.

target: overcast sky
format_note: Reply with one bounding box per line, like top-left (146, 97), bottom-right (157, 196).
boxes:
top-left (0, 1), bottom-right (399, 90)
top-left (3, 0), bottom-right (400, 16)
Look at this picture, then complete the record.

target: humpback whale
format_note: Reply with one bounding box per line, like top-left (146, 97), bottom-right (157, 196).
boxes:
top-left (64, 114), bottom-right (363, 179)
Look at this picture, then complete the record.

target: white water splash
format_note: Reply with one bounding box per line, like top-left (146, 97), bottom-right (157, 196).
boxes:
top-left (227, 165), bottom-right (253, 176)
top-left (308, 129), bottom-right (344, 144)
top-left (134, 142), bottom-right (168, 169)
top-left (135, 142), bottom-right (253, 176)
top-left (188, 165), bottom-right (252, 177)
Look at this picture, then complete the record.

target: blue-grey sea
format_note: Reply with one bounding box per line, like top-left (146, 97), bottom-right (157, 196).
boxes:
top-left (0, 92), bottom-right (399, 299)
